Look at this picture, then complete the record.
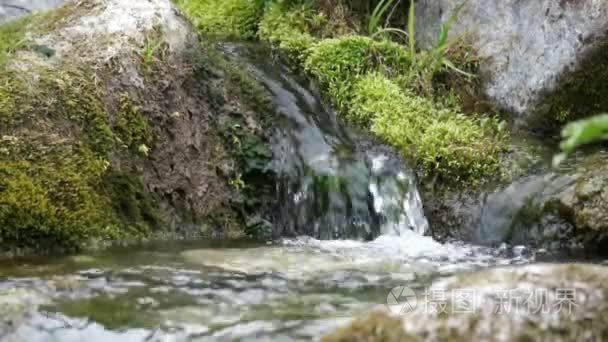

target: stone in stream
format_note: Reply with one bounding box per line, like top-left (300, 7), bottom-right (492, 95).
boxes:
top-left (414, 0), bottom-right (608, 127)
top-left (323, 263), bottom-right (608, 342)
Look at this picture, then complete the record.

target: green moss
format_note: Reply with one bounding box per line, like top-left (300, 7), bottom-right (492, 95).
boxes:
top-left (0, 15), bottom-right (31, 65)
top-left (175, 0), bottom-right (265, 39)
top-left (355, 74), bottom-right (504, 184)
top-left (102, 171), bottom-right (162, 235)
top-left (258, 1), bottom-right (315, 64)
top-left (305, 35), bottom-right (411, 110)
top-left (0, 62), bottom-right (161, 252)
top-left (0, 67), bottom-right (115, 154)
top-left (322, 311), bottom-right (419, 342)
top-left (114, 94), bottom-right (154, 154)
top-left (0, 156), bottom-right (117, 252)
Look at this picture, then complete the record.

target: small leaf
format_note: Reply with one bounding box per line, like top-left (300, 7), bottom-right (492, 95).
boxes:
top-left (138, 144), bottom-right (150, 156)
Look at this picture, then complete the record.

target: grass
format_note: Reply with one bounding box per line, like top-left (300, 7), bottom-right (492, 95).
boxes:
top-left (0, 15), bottom-right (32, 65)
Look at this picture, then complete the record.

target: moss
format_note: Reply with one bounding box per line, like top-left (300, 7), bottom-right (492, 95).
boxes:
top-left (258, 1), bottom-right (315, 64)
top-left (101, 171), bottom-right (162, 236)
top-left (0, 157), bottom-right (118, 252)
top-left (0, 60), bottom-right (160, 252)
top-left (0, 15), bottom-right (31, 65)
top-left (0, 67), bottom-right (115, 155)
top-left (344, 73), bottom-right (504, 184)
top-left (322, 311), bottom-right (419, 342)
top-left (175, 0), bottom-right (265, 39)
top-left (114, 94), bottom-right (154, 154)
top-left (305, 35), bottom-right (411, 110)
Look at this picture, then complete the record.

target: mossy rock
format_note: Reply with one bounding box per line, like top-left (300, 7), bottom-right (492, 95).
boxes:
top-left (325, 264), bottom-right (608, 342)
top-left (0, 63), bottom-right (160, 253)
top-left (0, 0), bottom-right (275, 255)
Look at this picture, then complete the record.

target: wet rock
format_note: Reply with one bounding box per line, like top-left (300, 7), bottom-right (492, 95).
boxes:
top-left (324, 263), bottom-right (608, 342)
top-left (0, 288), bottom-right (48, 337)
top-left (415, 0), bottom-right (608, 122)
top-left (428, 148), bottom-right (608, 252)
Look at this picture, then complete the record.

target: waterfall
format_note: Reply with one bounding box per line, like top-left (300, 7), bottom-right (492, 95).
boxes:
top-left (221, 43), bottom-right (428, 240)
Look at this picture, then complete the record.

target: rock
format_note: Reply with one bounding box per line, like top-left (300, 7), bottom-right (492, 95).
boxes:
top-left (0, 288), bottom-right (48, 337)
top-left (0, 0), bottom-right (65, 24)
top-left (0, 0), bottom-right (272, 254)
top-left (324, 263), bottom-right (608, 342)
top-left (415, 0), bottom-right (608, 123)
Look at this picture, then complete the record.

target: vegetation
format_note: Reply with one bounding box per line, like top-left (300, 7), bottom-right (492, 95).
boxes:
top-left (257, 1), bottom-right (316, 63)
top-left (174, 0), bottom-right (265, 39)
top-left (0, 15), bottom-right (31, 65)
top-left (304, 34), bottom-right (503, 183)
top-left (353, 73), bottom-right (503, 182)
top-left (0, 9), bottom-right (162, 253)
top-left (554, 113), bottom-right (608, 166)
top-left (114, 94), bottom-right (154, 154)
top-left (174, 0), bottom-right (505, 184)
top-left (0, 66), bottom-right (160, 252)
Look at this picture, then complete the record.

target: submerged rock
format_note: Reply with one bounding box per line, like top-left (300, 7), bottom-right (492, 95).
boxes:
top-left (324, 263), bottom-right (608, 341)
top-left (415, 0), bottom-right (608, 124)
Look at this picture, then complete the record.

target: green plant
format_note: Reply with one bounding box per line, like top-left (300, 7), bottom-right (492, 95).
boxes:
top-left (368, 0), bottom-right (398, 36)
top-left (351, 73), bottom-right (504, 183)
top-left (0, 61), bottom-right (162, 252)
top-left (425, 1), bottom-right (471, 77)
top-left (175, 0), bottom-right (265, 39)
top-left (258, 1), bottom-right (315, 63)
top-left (554, 113), bottom-right (608, 166)
top-left (141, 31), bottom-right (165, 74)
top-left (114, 94), bottom-right (154, 153)
top-left (0, 15), bottom-right (31, 65)
top-left (305, 36), bottom-right (410, 109)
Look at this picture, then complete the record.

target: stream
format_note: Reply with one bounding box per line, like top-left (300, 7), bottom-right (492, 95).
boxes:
top-left (0, 236), bottom-right (532, 341)
top-left (0, 43), bottom-right (544, 341)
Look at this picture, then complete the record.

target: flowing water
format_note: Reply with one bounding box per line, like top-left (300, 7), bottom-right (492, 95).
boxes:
top-left (0, 44), bottom-right (534, 341)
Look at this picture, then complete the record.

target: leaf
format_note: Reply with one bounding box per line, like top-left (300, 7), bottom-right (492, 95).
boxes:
top-left (408, 0), bottom-right (416, 62)
top-left (554, 113), bottom-right (608, 166)
top-left (368, 0), bottom-right (396, 35)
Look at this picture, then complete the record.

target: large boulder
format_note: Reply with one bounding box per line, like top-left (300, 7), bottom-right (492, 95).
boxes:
top-left (0, 0), bottom-right (271, 255)
top-left (415, 0), bottom-right (608, 125)
top-left (324, 263), bottom-right (608, 341)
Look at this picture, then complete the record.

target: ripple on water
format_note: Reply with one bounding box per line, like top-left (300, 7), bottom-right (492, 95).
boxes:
top-left (0, 235), bottom-right (533, 341)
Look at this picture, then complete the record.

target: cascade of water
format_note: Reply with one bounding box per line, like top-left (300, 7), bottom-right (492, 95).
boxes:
top-left (221, 43), bottom-right (428, 240)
